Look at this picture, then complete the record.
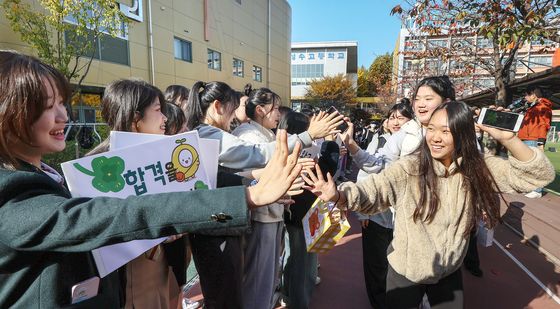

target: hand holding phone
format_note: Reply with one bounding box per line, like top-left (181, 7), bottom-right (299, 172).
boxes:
top-left (477, 107), bottom-right (523, 132)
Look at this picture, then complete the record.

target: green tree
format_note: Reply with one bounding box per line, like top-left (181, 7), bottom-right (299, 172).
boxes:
top-left (304, 74), bottom-right (356, 111)
top-left (1, 0), bottom-right (129, 94)
top-left (391, 0), bottom-right (560, 106)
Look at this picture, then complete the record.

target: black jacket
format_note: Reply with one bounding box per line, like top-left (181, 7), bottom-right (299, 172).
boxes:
top-left (285, 141), bottom-right (339, 227)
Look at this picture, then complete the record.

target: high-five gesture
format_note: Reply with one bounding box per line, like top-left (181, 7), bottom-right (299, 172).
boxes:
top-left (301, 164), bottom-right (339, 203)
top-left (307, 111), bottom-right (345, 139)
top-left (246, 130), bottom-right (303, 208)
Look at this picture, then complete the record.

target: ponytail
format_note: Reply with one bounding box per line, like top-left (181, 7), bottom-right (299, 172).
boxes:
top-left (185, 81), bottom-right (206, 130)
top-left (245, 87), bottom-right (279, 120)
top-left (185, 81), bottom-right (238, 130)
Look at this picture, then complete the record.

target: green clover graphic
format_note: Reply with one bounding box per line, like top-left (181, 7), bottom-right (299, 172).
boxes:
top-left (194, 181), bottom-right (208, 190)
top-left (73, 156), bottom-right (126, 193)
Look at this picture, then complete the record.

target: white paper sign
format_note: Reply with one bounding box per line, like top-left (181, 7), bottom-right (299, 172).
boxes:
top-left (110, 131), bottom-right (219, 189)
top-left (61, 131), bottom-right (211, 277)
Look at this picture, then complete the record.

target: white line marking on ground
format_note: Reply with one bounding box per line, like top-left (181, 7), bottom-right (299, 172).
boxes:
top-left (493, 238), bottom-right (560, 304)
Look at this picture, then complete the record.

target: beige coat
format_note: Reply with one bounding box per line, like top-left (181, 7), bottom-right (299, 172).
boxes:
top-left (340, 148), bottom-right (555, 284)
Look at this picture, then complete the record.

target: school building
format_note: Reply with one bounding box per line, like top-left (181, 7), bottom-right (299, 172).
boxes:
top-left (0, 0), bottom-right (292, 122)
top-left (290, 41), bottom-right (358, 110)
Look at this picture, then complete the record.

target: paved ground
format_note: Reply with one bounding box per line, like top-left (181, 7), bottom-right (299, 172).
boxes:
top-left (186, 174), bottom-right (560, 308)
top-left (306, 192), bottom-right (560, 308)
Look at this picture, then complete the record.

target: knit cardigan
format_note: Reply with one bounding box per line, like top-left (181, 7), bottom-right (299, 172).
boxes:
top-left (340, 148), bottom-right (555, 284)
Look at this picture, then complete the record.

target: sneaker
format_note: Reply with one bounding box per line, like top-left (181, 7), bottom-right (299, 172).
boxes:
top-left (315, 276), bottom-right (321, 285)
top-left (182, 297), bottom-right (200, 309)
top-left (524, 191), bottom-right (542, 199)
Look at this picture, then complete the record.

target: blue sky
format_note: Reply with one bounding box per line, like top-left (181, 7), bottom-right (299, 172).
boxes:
top-left (287, 0), bottom-right (403, 68)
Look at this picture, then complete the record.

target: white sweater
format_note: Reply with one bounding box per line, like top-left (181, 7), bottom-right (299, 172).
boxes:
top-left (232, 121), bottom-right (284, 223)
top-left (196, 124), bottom-right (312, 170)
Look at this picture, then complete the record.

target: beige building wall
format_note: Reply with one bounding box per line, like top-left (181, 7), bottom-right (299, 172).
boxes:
top-left (0, 0), bottom-right (292, 104)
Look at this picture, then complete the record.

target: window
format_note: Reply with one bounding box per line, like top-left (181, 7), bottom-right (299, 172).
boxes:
top-left (529, 56), bottom-right (552, 68)
top-left (474, 78), bottom-right (494, 89)
top-left (531, 38), bottom-right (555, 46)
top-left (427, 39), bottom-right (447, 49)
top-left (253, 66), bottom-right (262, 82)
top-left (65, 28), bottom-right (129, 66)
top-left (403, 60), bottom-right (420, 71)
top-left (290, 64), bottom-right (324, 78)
top-left (208, 49), bottom-right (221, 70)
top-left (174, 38), bottom-right (192, 62)
top-left (337, 53), bottom-right (345, 59)
top-left (477, 37), bottom-right (493, 49)
top-left (404, 39), bottom-right (424, 52)
top-left (233, 58), bottom-right (244, 77)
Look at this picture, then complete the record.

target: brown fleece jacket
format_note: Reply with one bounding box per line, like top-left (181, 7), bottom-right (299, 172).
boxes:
top-left (339, 148), bottom-right (555, 284)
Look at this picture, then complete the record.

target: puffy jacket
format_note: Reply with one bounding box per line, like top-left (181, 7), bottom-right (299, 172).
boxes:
top-left (518, 98), bottom-right (552, 142)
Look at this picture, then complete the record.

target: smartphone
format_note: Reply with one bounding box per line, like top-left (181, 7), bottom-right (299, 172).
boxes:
top-left (326, 106), bottom-right (349, 132)
top-left (477, 108), bottom-right (524, 132)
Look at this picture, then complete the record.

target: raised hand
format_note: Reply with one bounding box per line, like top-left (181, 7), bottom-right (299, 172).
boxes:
top-left (246, 130), bottom-right (303, 208)
top-left (475, 123), bottom-right (515, 144)
top-left (301, 164), bottom-right (338, 203)
top-left (307, 110), bottom-right (345, 139)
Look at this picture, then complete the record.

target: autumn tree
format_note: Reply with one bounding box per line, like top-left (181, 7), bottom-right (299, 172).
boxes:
top-left (369, 53), bottom-right (394, 87)
top-left (1, 0), bottom-right (128, 95)
top-left (391, 0), bottom-right (560, 106)
top-left (357, 66), bottom-right (376, 97)
top-left (304, 74), bottom-right (356, 111)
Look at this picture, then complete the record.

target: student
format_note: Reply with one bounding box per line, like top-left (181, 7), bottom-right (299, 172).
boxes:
top-left (280, 111), bottom-right (340, 309)
top-left (0, 50), bottom-right (302, 308)
top-left (355, 100), bottom-right (413, 308)
top-left (89, 79), bottom-right (185, 309)
top-left (185, 81), bottom-right (344, 169)
top-left (165, 84), bottom-right (190, 110)
top-left (344, 76), bottom-right (456, 173)
top-left (164, 102), bottom-right (187, 135)
top-left (230, 87), bottom-right (284, 309)
top-left (303, 101), bottom-right (555, 308)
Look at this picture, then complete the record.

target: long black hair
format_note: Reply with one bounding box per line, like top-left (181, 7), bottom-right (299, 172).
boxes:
top-left (164, 85), bottom-right (189, 109)
top-left (164, 102), bottom-right (186, 135)
top-left (185, 81), bottom-right (239, 130)
top-left (278, 111), bottom-right (309, 135)
top-left (415, 101), bottom-right (501, 236)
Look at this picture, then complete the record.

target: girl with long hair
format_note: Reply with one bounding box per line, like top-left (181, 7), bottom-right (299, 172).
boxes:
top-left (230, 87), bottom-right (282, 309)
top-left (0, 51), bottom-right (302, 308)
top-left (355, 99), bottom-right (414, 308)
top-left (303, 101), bottom-right (554, 308)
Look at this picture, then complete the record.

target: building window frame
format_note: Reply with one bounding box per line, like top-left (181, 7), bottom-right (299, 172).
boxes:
top-left (174, 37), bottom-right (192, 63)
top-left (253, 65), bottom-right (262, 82)
top-left (208, 49), bottom-right (221, 71)
top-left (233, 58), bottom-right (244, 77)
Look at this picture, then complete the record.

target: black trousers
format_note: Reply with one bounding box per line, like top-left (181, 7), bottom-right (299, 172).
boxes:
top-left (463, 230), bottom-right (480, 271)
top-left (189, 234), bottom-right (243, 309)
top-left (386, 265), bottom-right (463, 309)
top-left (362, 221), bottom-right (393, 308)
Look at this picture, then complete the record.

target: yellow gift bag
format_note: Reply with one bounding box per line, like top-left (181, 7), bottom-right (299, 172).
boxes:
top-left (302, 198), bottom-right (351, 253)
